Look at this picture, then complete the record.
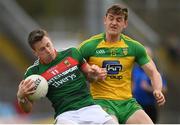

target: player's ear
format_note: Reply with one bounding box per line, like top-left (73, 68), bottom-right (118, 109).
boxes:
top-left (33, 50), bottom-right (38, 57)
top-left (103, 16), bottom-right (107, 25)
top-left (124, 20), bottom-right (128, 28)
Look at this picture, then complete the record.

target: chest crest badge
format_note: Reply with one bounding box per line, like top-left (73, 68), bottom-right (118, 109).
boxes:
top-left (122, 48), bottom-right (128, 56)
top-left (64, 60), bottom-right (71, 67)
top-left (111, 48), bottom-right (117, 56)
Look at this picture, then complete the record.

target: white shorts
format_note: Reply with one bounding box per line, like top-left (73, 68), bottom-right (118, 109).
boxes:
top-left (55, 105), bottom-right (113, 124)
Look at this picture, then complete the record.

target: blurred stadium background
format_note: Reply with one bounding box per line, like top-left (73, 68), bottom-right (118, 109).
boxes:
top-left (0, 0), bottom-right (180, 123)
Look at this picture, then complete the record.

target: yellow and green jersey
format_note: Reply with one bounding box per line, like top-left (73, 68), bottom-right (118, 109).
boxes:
top-left (78, 33), bottom-right (150, 100)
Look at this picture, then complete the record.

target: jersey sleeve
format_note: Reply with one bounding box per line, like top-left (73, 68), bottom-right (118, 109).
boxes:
top-left (78, 33), bottom-right (104, 60)
top-left (78, 39), bottom-right (97, 61)
top-left (135, 44), bottom-right (150, 66)
top-left (23, 61), bottom-right (40, 79)
top-left (24, 67), bottom-right (33, 79)
top-left (71, 47), bottom-right (86, 67)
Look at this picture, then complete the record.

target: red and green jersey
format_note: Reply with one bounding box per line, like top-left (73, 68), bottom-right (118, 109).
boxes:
top-left (24, 48), bottom-right (94, 118)
top-left (78, 33), bottom-right (150, 100)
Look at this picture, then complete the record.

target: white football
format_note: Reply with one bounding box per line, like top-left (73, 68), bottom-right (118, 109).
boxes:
top-left (25, 74), bottom-right (48, 101)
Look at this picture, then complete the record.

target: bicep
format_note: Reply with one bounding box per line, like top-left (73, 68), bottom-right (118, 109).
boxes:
top-left (135, 44), bottom-right (150, 66)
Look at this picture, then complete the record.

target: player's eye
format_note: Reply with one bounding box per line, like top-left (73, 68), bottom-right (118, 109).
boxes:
top-left (39, 47), bottom-right (45, 52)
top-left (108, 16), bottom-right (114, 21)
top-left (117, 17), bottom-right (123, 22)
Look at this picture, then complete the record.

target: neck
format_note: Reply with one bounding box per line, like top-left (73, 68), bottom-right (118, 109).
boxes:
top-left (105, 33), bottom-right (121, 42)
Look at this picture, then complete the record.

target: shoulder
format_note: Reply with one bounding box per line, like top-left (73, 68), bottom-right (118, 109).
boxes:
top-left (79, 33), bottom-right (104, 48)
top-left (60, 47), bottom-right (79, 54)
top-left (61, 47), bottom-right (82, 57)
top-left (121, 34), bottom-right (144, 47)
top-left (24, 59), bottom-right (40, 77)
top-left (121, 34), bottom-right (146, 55)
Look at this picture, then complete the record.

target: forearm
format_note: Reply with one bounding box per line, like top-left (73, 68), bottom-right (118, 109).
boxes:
top-left (86, 72), bottom-right (98, 82)
top-left (142, 61), bottom-right (163, 92)
top-left (142, 61), bottom-right (165, 106)
top-left (17, 79), bottom-right (35, 113)
top-left (150, 71), bottom-right (162, 91)
top-left (150, 71), bottom-right (166, 106)
top-left (141, 81), bottom-right (154, 92)
top-left (81, 63), bottom-right (106, 82)
top-left (81, 63), bottom-right (96, 81)
top-left (17, 96), bottom-right (33, 113)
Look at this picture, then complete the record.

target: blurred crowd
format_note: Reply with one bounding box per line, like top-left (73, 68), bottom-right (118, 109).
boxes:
top-left (0, 99), bottom-right (30, 123)
top-left (166, 33), bottom-right (180, 62)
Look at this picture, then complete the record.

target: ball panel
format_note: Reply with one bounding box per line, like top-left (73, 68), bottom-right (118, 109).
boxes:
top-left (25, 74), bottom-right (48, 101)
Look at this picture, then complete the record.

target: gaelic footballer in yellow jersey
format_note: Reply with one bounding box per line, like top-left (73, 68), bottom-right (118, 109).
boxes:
top-left (79, 33), bottom-right (150, 100)
top-left (79, 4), bottom-right (165, 124)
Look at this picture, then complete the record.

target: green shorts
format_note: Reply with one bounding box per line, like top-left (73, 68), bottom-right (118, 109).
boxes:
top-left (94, 98), bottom-right (142, 124)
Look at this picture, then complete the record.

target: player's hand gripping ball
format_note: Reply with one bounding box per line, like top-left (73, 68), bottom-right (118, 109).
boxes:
top-left (25, 74), bottom-right (48, 101)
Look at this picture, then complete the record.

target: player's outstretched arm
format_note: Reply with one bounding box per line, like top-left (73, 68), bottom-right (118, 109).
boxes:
top-left (81, 63), bottom-right (107, 82)
top-left (17, 79), bottom-right (35, 113)
top-left (141, 60), bottom-right (166, 106)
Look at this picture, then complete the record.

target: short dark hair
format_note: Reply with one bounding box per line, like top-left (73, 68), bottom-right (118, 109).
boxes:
top-left (106, 4), bottom-right (128, 20)
top-left (28, 29), bottom-right (48, 49)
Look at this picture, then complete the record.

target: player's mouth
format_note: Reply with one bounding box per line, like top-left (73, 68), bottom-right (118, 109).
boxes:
top-left (110, 26), bottom-right (118, 31)
top-left (45, 54), bottom-right (54, 63)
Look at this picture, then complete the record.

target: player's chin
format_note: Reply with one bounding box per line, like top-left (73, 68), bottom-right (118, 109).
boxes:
top-left (158, 101), bottom-right (165, 106)
top-left (45, 57), bottom-right (53, 64)
top-left (157, 100), bottom-right (165, 106)
top-left (108, 31), bottom-right (119, 36)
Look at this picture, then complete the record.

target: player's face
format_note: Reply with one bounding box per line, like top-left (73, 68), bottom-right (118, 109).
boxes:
top-left (104, 13), bottom-right (128, 36)
top-left (33, 36), bottom-right (56, 64)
